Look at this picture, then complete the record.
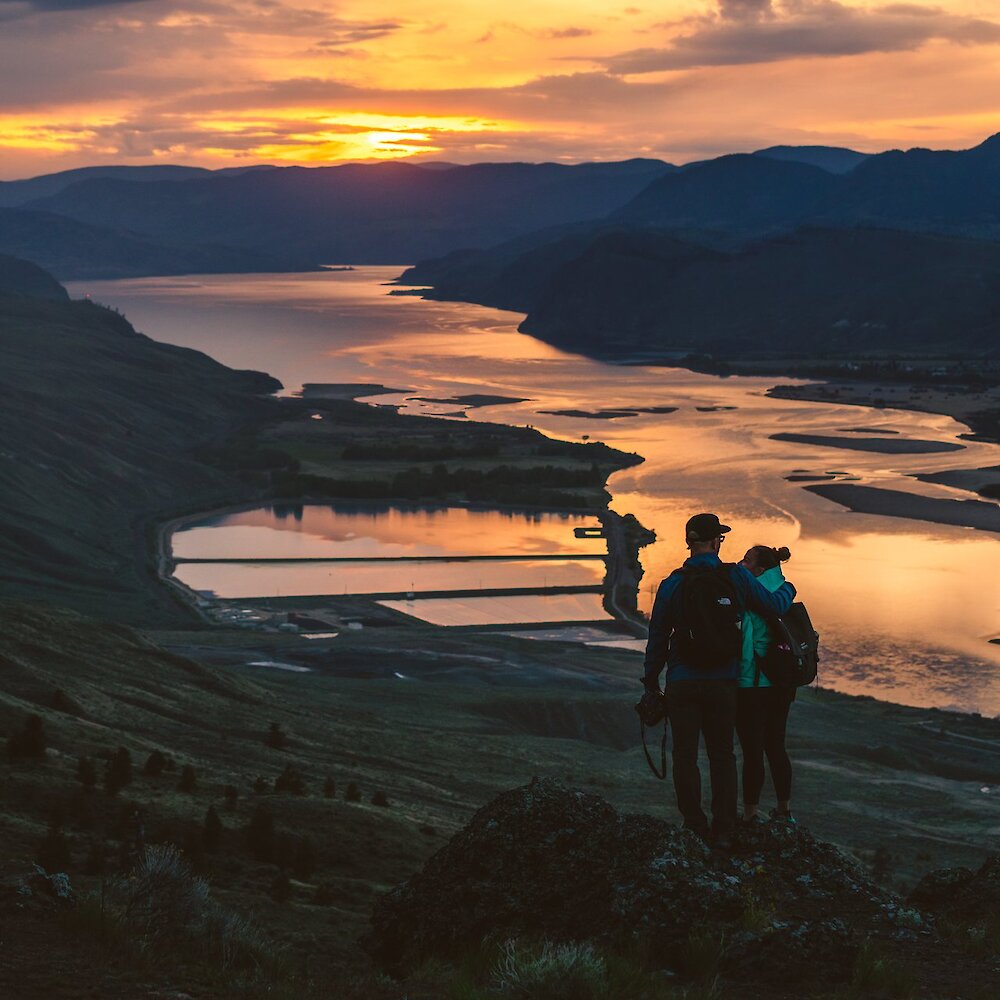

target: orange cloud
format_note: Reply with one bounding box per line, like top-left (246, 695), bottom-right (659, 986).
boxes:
top-left (0, 1), bottom-right (997, 177)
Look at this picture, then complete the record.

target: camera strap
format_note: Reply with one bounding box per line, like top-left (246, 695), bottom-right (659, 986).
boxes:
top-left (640, 717), bottom-right (668, 780)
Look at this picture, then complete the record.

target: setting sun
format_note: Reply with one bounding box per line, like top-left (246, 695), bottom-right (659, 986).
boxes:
top-left (1, 1), bottom-right (998, 176)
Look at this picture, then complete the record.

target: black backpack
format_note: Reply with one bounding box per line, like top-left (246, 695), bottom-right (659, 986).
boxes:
top-left (675, 564), bottom-right (743, 670)
top-left (758, 602), bottom-right (820, 687)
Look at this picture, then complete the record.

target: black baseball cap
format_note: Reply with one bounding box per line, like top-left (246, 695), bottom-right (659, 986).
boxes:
top-left (685, 512), bottom-right (732, 543)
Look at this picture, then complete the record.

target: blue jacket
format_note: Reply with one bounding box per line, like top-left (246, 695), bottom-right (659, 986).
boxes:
top-left (738, 564), bottom-right (786, 688)
top-left (642, 553), bottom-right (796, 686)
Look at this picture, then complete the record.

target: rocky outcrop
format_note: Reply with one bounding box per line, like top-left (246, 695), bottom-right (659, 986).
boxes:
top-left (910, 856), bottom-right (1000, 923)
top-left (362, 779), bottom-right (950, 990)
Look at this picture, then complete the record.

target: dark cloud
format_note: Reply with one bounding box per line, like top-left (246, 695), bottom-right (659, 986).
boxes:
top-left (320, 20), bottom-right (401, 43)
top-left (155, 70), bottom-right (683, 121)
top-left (0, 0), bottom-right (154, 21)
top-left (0, 0), bottom-right (151, 8)
top-left (476, 21), bottom-right (595, 44)
top-left (718, 0), bottom-right (773, 21)
top-left (543, 26), bottom-right (593, 39)
top-left (603, 1), bottom-right (1000, 73)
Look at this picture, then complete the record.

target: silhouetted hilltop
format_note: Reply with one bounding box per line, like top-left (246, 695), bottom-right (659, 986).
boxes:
top-left (617, 154), bottom-right (834, 234)
top-left (0, 254), bottom-right (68, 301)
top-left (810, 133), bottom-right (1000, 238)
top-left (25, 160), bottom-right (673, 264)
top-left (407, 227), bottom-right (1000, 360)
top-left (0, 163), bottom-right (272, 208)
top-left (617, 132), bottom-right (1000, 240)
top-left (0, 207), bottom-right (314, 280)
top-left (753, 144), bottom-right (869, 174)
top-left (5, 135), bottom-right (1000, 278)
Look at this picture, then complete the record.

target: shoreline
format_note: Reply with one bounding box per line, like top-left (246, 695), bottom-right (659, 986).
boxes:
top-left (766, 378), bottom-right (1000, 444)
top-left (155, 366), bottom-right (1000, 695)
top-left (154, 422), bottom-right (653, 634)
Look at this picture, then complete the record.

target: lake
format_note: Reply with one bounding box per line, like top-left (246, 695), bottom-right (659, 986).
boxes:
top-left (70, 268), bottom-right (1000, 714)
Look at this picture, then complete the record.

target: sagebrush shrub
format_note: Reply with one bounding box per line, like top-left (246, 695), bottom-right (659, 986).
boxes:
top-left (492, 939), bottom-right (607, 1000)
top-left (97, 844), bottom-right (275, 971)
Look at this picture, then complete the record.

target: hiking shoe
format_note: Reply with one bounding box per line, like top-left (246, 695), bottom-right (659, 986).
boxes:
top-left (769, 808), bottom-right (797, 826)
top-left (740, 813), bottom-right (767, 827)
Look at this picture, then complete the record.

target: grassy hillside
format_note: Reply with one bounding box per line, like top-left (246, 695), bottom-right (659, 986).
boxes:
top-left (2, 600), bottom-right (998, 996)
top-left (0, 291), bottom-right (281, 623)
top-left (0, 252), bottom-right (68, 300)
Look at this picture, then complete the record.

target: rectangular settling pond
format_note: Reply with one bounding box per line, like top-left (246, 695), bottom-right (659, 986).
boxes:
top-left (378, 592), bottom-right (611, 627)
top-left (173, 557), bottom-right (603, 599)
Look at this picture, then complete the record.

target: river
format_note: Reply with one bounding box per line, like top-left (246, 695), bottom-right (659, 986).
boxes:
top-left (69, 268), bottom-right (1000, 715)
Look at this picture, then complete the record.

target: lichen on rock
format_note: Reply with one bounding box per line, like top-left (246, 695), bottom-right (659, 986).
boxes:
top-left (361, 778), bottom-right (940, 990)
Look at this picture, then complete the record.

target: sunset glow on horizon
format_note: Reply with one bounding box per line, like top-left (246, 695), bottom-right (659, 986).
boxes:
top-left (1, 0), bottom-right (999, 178)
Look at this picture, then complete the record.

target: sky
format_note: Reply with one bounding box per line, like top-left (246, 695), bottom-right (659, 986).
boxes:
top-left (1, 0), bottom-right (999, 179)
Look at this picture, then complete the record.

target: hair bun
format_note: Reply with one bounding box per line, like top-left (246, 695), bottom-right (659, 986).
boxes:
top-left (775, 546), bottom-right (791, 562)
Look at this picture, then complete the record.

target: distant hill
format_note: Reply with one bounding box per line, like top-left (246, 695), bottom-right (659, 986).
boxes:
top-left (616, 133), bottom-right (1000, 240)
top-left (810, 133), bottom-right (1000, 238)
top-left (4, 135), bottom-right (1000, 278)
top-left (752, 145), bottom-right (869, 174)
top-left (0, 253), bottom-right (68, 301)
top-left (0, 164), bottom-right (271, 208)
top-left (0, 207), bottom-right (313, 280)
top-left (25, 159), bottom-right (674, 265)
top-left (615, 154), bottom-right (832, 236)
top-left (406, 227), bottom-right (1000, 360)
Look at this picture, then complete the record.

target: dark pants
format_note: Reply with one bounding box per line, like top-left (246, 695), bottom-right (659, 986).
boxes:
top-left (735, 686), bottom-right (795, 806)
top-left (666, 679), bottom-right (738, 837)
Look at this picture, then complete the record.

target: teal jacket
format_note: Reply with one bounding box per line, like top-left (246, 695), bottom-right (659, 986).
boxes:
top-left (739, 565), bottom-right (786, 688)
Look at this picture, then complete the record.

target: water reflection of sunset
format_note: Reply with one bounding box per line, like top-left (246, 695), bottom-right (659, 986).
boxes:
top-left (81, 268), bottom-right (1000, 714)
top-left (172, 505), bottom-right (605, 560)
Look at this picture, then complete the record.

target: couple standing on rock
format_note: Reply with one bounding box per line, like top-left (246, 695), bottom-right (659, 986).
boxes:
top-left (640, 512), bottom-right (798, 847)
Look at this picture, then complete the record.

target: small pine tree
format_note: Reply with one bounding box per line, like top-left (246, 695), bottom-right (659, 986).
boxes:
top-left (265, 722), bottom-right (287, 750)
top-left (36, 823), bottom-right (72, 873)
top-left (245, 805), bottom-right (275, 862)
top-left (345, 781), bottom-right (362, 803)
top-left (274, 765), bottom-right (305, 795)
top-left (253, 776), bottom-right (269, 795)
top-left (50, 689), bottom-right (77, 714)
top-left (323, 777), bottom-right (336, 799)
top-left (223, 785), bottom-right (239, 809)
top-left (203, 806), bottom-right (224, 852)
top-left (178, 764), bottom-right (197, 793)
top-left (143, 749), bottom-right (168, 777)
top-left (104, 747), bottom-right (132, 795)
top-left (7, 714), bottom-right (46, 760)
top-left (76, 756), bottom-right (97, 790)
top-left (371, 790), bottom-right (390, 807)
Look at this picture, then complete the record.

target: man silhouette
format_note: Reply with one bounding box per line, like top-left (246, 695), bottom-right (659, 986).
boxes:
top-left (640, 513), bottom-right (795, 844)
